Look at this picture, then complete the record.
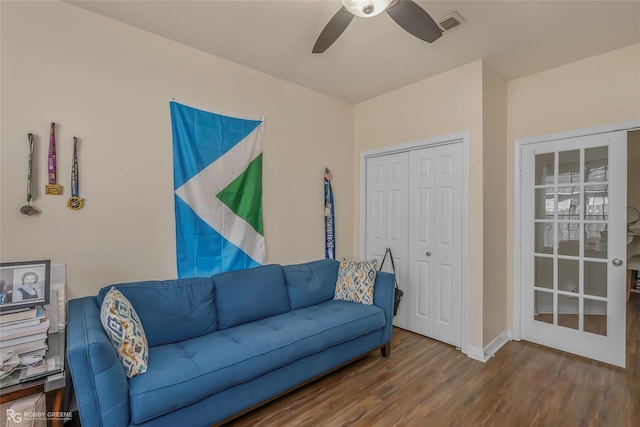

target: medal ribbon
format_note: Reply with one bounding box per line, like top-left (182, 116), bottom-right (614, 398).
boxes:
top-left (324, 168), bottom-right (335, 259)
top-left (27, 133), bottom-right (35, 203)
top-left (71, 137), bottom-right (79, 197)
top-left (48, 122), bottom-right (57, 185)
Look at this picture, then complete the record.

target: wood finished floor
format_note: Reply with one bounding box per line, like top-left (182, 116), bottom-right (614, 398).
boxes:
top-left (227, 296), bottom-right (640, 427)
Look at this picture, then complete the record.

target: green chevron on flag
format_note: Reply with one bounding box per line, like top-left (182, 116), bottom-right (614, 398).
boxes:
top-left (216, 153), bottom-right (263, 235)
top-left (171, 101), bottom-right (265, 277)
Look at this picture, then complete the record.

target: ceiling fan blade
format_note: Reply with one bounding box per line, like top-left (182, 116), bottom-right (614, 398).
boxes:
top-left (313, 7), bottom-right (355, 53)
top-left (386, 0), bottom-right (443, 43)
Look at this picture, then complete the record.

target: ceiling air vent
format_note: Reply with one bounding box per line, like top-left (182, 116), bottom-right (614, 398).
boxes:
top-left (437, 12), bottom-right (465, 32)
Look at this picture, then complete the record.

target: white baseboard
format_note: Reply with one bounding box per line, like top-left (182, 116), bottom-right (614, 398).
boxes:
top-left (484, 331), bottom-right (510, 358)
top-left (465, 331), bottom-right (510, 363)
top-left (465, 346), bottom-right (487, 362)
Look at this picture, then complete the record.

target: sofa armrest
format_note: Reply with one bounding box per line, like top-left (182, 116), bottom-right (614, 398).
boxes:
top-left (373, 271), bottom-right (395, 344)
top-left (67, 297), bottom-right (130, 427)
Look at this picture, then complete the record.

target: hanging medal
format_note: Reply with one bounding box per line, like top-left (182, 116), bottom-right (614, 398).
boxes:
top-left (45, 122), bottom-right (63, 195)
top-left (20, 133), bottom-right (39, 216)
top-left (67, 137), bottom-right (83, 210)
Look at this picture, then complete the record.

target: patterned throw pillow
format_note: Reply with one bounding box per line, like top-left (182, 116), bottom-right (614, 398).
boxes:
top-left (100, 287), bottom-right (149, 378)
top-left (333, 259), bottom-right (377, 305)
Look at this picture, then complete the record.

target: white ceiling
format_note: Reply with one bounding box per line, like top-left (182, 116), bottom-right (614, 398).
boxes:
top-left (67, 1), bottom-right (640, 104)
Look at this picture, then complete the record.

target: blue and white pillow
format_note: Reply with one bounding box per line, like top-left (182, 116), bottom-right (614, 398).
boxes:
top-left (100, 287), bottom-right (148, 378)
top-left (334, 259), bottom-right (377, 305)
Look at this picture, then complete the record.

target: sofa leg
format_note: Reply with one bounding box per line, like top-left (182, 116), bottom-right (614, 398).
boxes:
top-left (381, 343), bottom-right (391, 358)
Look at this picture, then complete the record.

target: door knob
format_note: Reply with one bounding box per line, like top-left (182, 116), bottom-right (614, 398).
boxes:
top-left (426, 251), bottom-right (432, 257)
top-left (612, 258), bottom-right (623, 266)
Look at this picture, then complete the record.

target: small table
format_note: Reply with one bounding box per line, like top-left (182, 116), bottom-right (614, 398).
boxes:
top-left (0, 331), bottom-right (69, 427)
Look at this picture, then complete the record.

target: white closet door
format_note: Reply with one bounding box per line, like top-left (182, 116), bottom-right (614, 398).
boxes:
top-left (408, 143), bottom-right (463, 346)
top-left (365, 152), bottom-right (409, 329)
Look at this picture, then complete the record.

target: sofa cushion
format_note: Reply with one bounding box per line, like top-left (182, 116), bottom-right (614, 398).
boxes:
top-left (334, 259), bottom-right (377, 305)
top-left (213, 264), bottom-right (289, 329)
top-left (100, 287), bottom-right (149, 378)
top-left (127, 299), bottom-right (385, 423)
top-left (97, 278), bottom-right (216, 347)
top-left (284, 259), bottom-right (339, 309)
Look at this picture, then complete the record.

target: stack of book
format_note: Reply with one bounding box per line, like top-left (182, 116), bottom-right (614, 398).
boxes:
top-left (0, 307), bottom-right (49, 358)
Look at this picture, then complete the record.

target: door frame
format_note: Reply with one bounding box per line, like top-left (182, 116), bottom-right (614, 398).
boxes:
top-left (359, 130), bottom-right (470, 356)
top-left (511, 120), bottom-right (640, 343)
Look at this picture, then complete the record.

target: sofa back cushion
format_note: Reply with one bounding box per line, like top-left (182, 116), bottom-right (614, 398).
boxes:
top-left (284, 259), bottom-right (339, 309)
top-left (97, 278), bottom-right (217, 347)
top-left (213, 264), bottom-right (289, 330)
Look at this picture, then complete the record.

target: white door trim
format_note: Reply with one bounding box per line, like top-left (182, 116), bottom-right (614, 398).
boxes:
top-left (360, 130), bottom-right (470, 356)
top-left (511, 120), bottom-right (640, 342)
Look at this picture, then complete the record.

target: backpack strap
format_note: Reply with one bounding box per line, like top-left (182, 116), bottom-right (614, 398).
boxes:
top-left (379, 248), bottom-right (399, 290)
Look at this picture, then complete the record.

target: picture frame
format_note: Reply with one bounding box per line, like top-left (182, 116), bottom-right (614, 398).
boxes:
top-left (0, 260), bottom-right (50, 313)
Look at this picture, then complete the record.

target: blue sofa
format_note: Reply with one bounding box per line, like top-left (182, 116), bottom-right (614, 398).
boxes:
top-left (67, 259), bottom-right (395, 427)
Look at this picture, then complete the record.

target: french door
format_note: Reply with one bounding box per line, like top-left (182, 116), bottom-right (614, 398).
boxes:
top-left (520, 131), bottom-right (627, 367)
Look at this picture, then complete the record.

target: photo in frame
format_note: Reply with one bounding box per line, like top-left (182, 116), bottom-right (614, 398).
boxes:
top-left (0, 260), bottom-right (50, 313)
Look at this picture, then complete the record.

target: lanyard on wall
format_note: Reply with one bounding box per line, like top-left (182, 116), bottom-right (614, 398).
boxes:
top-left (45, 122), bottom-right (63, 195)
top-left (324, 167), bottom-right (335, 259)
top-left (67, 137), bottom-right (84, 210)
top-left (20, 133), bottom-right (39, 216)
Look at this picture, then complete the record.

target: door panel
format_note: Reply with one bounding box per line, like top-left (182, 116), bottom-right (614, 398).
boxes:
top-left (439, 264), bottom-right (453, 325)
top-left (432, 144), bottom-right (463, 346)
top-left (408, 143), bottom-right (462, 346)
top-left (439, 186), bottom-right (454, 246)
top-left (417, 260), bottom-right (430, 318)
top-left (365, 152), bottom-right (409, 329)
top-left (416, 188), bottom-right (431, 244)
top-left (408, 148), bottom-right (435, 336)
top-left (521, 131), bottom-right (627, 367)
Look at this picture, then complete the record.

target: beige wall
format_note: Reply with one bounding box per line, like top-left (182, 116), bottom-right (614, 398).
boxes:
top-left (353, 60), bottom-right (485, 349)
top-left (482, 63), bottom-right (507, 347)
top-left (506, 43), bottom-right (640, 331)
top-left (0, 2), bottom-right (354, 299)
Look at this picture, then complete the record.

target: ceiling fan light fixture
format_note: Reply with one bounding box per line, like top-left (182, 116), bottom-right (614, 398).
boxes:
top-left (341, 0), bottom-right (394, 18)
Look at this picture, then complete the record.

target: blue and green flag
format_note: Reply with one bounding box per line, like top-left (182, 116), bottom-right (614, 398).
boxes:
top-left (170, 101), bottom-right (264, 278)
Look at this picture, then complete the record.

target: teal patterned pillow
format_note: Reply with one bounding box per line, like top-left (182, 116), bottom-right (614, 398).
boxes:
top-left (334, 259), bottom-right (377, 305)
top-left (100, 287), bottom-right (149, 378)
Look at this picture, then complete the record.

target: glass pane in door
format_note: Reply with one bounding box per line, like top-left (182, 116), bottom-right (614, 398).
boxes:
top-left (534, 290), bottom-right (553, 325)
top-left (557, 186), bottom-right (580, 218)
top-left (534, 257), bottom-right (553, 289)
top-left (584, 299), bottom-right (607, 336)
top-left (534, 223), bottom-right (554, 254)
top-left (535, 153), bottom-right (555, 185)
top-left (558, 259), bottom-right (578, 293)
top-left (557, 294), bottom-right (579, 331)
top-left (558, 222), bottom-right (580, 256)
top-left (535, 188), bottom-right (554, 219)
top-left (584, 147), bottom-right (608, 182)
top-left (558, 150), bottom-right (580, 184)
top-left (585, 185), bottom-right (608, 220)
top-left (584, 262), bottom-right (607, 297)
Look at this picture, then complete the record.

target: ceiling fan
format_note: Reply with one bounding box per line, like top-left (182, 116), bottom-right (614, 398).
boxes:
top-left (313, 0), bottom-right (443, 53)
